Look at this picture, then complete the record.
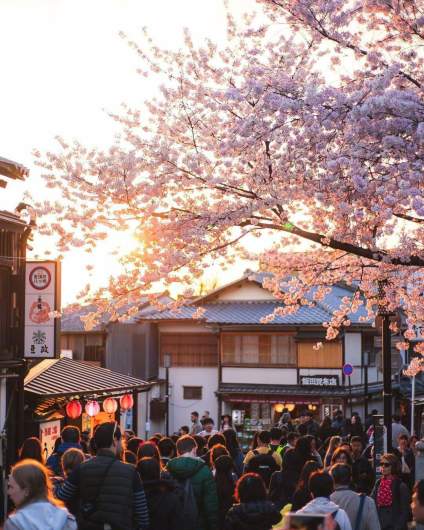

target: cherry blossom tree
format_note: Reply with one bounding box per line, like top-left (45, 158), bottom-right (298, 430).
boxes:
top-left (33, 0), bottom-right (424, 341)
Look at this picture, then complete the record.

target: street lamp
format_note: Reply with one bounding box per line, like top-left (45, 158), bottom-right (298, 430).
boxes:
top-left (163, 353), bottom-right (171, 436)
top-left (378, 280), bottom-right (394, 452)
top-left (363, 351), bottom-right (369, 420)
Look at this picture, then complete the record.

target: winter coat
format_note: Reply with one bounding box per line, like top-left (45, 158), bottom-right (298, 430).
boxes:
top-left (296, 496), bottom-right (352, 530)
top-left (371, 477), bottom-right (411, 530)
top-left (268, 470), bottom-right (293, 511)
top-left (224, 501), bottom-right (281, 530)
top-left (46, 442), bottom-right (84, 476)
top-left (331, 487), bottom-right (381, 530)
top-left (142, 478), bottom-right (184, 530)
top-left (4, 501), bottom-right (76, 530)
top-left (230, 448), bottom-right (244, 477)
top-left (167, 455), bottom-right (219, 530)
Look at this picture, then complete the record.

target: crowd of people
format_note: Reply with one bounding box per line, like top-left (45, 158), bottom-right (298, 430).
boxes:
top-left (3, 407), bottom-right (424, 530)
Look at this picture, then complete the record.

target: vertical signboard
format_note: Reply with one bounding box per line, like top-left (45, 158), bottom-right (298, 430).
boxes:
top-left (25, 261), bottom-right (60, 359)
top-left (39, 419), bottom-right (60, 459)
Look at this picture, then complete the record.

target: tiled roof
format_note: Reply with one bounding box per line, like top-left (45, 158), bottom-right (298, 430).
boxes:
top-left (25, 357), bottom-right (150, 398)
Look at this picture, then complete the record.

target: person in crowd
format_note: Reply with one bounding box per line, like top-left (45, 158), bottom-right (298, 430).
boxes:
top-left (330, 463), bottom-right (381, 530)
top-left (281, 431), bottom-right (300, 458)
top-left (214, 455), bottom-right (237, 528)
top-left (305, 435), bottom-right (323, 467)
top-left (58, 448), bottom-right (85, 516)
top-left (331, 410), bottom-right (346, 436)
top-left (269, 444), bottom-right (303, 510)
top-left (127, 436), bottom-right (143, 456)
top-left (124, 450), bottom-right (137, 465)
top-left (250, 431), bottom-right (260, 451)
top-left (278, 409), bottom-right (294, 432)
top-left (199, 418), bottom-right (219, 437)
top-left (80, 431), bottom-right (90, 454)
top-left (203, 410), bottom-right (211, 421)
top-left (410, 434), bottom-right (419, 456)
top-left (243, 431), bottom-right (281, 487)
top-left (224, 473), bottom-right (282, 530)
top-left (296, 470), bottom-right (352, 530)
top-left (5, 459), bottom-right (76, 530)
top-left (222, 429), bottom-right (244, 477)
top-left (18, 437), bottom-right (44, 464)
top-left (157, 436), bottom-right (176, 468)
top-left (331, 447), bottom-right (353, 467)
top-left (302, 411), bottom-right (320, 437)
top-left (371, 452), bottom-right (410, 530)
top-left (137, 456), bottom-right (184, 530)
top-left (412, 480), bottom-right (424, 525)
top-left (179, 425), bottom-right (190, 436)
top-left (391, 415), bottom-right (409, 449)
top-left (350, 436), bottom-right (374, 494)
top-left (137, 441), bottom-right (161, 463)
top-left (318, 416), bottom-right (335, 444)
top-left (47, 426), bottom-right (83, 477)
top-left (148, 435), bottom-right (162, 445)
top-left (283, 435), bottom-right (317, 486)
top-left (194, 434), bottom-right (208, 457)
top-left (203, 434), bottom-right (227, 467)
top-left (269, 428), bottom-right (284, 455)
top-left (191, 411), bottom-right (203, 435)
top-left (167, 435), bottom-right (219, 530)
top-left (221, 414), bottom-right (232, 431)
top-left (393, 433), bottom-right (415, 489)
top-left (291, 460), bottom-right (322, 511)
top-left (210, 444), bottom-right (230, 473)
top-left (348, 414), bottom-right (365, 441)
top-left (324, 436), bottom-right (342, 468)
top-left (365, 409), bottom-right (379, 430)
top-left (56, 421), bottom-right (149, 530)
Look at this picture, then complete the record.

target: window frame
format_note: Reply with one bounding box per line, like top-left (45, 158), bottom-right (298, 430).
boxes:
top-left (183, 386), bottom-right (203, 400)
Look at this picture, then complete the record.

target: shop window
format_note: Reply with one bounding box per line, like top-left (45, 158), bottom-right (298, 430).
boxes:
top-left (160, 333), bottom-right (218, 367)
top-left (183, 386), bottom-right (202, 400)
top-left (222, 333), bottom-right (296, 366)
top-left (298, 341), bottom-right (342, 368)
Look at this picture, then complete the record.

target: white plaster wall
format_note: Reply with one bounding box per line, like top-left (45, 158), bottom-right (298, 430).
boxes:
top-left (216, 283), bottom-right (275, 301)
top-left (161, 367), bottom-right (218, 435)
top-left (158, 323), bottom-right (212, 333)
top-left (222, 367), bottom-right (297, 385)
top-left (344, 333), bottom-right (362, 385)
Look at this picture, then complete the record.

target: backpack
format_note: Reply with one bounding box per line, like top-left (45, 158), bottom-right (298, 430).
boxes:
top-left (246, 449), bottom-right (279, 487)
top-left (175, 477), bottom-right (199, 530)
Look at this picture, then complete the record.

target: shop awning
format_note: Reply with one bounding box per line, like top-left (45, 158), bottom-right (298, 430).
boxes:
top-left (25, 357), bottom-right (151, 399)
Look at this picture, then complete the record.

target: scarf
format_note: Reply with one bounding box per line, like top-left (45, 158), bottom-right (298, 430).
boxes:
top-left (377, 476), bottom-right (393, 507)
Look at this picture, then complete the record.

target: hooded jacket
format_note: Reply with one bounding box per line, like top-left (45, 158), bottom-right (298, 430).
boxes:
top-left (167, 455), bottom-right (219, 530)
top-left (296, 496), bottom-right (352, 530)
top-left (224, 501), bottom-right (281, 530)
top-left (4, 501), bottom-right (76, 530)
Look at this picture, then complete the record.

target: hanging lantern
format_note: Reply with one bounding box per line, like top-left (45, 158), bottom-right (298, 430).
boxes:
top-left (274, 403), bottom-right (284, 413)
top-left (66, 399), bottom-right (82, 419)
top-left (286, 404), bottom-right (296, 412)
top-left (103, 397), bottom-right (118, 414)
top-left (120, 394), bottom-right (134, 411)
top-left (85, 400), bottom-right (100, 417)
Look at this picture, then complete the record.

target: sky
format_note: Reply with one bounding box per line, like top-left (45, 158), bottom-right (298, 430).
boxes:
top-left (0, 0), bottom-right (261, 305)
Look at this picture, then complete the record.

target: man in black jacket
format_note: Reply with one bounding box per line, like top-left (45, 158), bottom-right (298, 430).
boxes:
top-left (56, 421), bottom-right (149, 530)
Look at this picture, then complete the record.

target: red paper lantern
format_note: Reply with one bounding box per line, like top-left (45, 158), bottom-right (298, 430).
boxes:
top-left (120, 394), bottom-right (134, 411)
top-left (66, 400), bottom-right (82, 419)
top-left (103, 397), bottom-right (118, 414)
top-left (85, 400), bottom-right (100, 417)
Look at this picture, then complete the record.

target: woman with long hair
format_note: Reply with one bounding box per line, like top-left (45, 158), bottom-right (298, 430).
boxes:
top-left (324, 436), bottom-right (341, 468)
top-left (372, 453), bottom-right (410, 530)
top-left (4, 459), bottom-right (76, 530)
top-left (210, 444), bottom-right (230, 472)
top-left (18, 438), bottom-right (44, 464)
top-left (291, 460), bottom-right (322, 511)
top-left (330, 447), bottom-right (353, 467)
top-left (214, 455), bottom-right (237, 529)
top-left (224, 473), bottom-right (281, 530)
top-left (223, 429), bottom-right (244, 477)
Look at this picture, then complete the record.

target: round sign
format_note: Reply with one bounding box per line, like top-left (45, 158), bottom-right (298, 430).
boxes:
top-left (343, 363), bottom-right (354, 376)
top-left (29, 266), bottom-right (51, 290)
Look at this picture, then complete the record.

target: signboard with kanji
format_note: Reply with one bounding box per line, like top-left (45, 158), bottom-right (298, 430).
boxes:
top-left (25, 261), bottom-right (60, 358)
top-left (299, 375), bottom-right (340, 387)
top-left (40, 419), bottom-right (60, 459)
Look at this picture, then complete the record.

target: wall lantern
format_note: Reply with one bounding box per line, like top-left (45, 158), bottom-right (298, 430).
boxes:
top-left (120, 394), bottom-right (134, 411)
top-left (274, 403), bottom-right (284, 413)
top-left (103, 397), bottom-right (118, 414)
top-left (66, 399), bottom-right (82, 419)
top-left (85, 400), bottom-right (100, 417)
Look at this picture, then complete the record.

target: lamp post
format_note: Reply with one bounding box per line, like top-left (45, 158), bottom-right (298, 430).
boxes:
top-left (163, 353), bottom-right (171, 436)
top-left (378, 280), bottom-right (393, 452)
top-left (363, 351), bottom-right (369, 420)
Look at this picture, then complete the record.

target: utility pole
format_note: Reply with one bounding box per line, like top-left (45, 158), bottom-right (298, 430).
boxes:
top-left (163, 353), bottom-right (171, 436)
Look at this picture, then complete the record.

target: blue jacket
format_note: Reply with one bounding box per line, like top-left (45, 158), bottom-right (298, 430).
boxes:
top-left (46, 442), bottom-right (83, 476)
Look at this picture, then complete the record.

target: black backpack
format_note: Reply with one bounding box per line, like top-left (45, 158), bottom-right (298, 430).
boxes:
top-left (246, 449), bottom-right (279, 487)
top-left (175, 477), bottom-right (199, 530)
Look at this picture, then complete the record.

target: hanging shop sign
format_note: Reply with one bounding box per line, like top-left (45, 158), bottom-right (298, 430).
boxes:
top-left (40, 419), bottom-right (60, 459)
top-left (299, 375), bottom-right (340, 387)
top-left (25, 261), bottom-right (60, 359)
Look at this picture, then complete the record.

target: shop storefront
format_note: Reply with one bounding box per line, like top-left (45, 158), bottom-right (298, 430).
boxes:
top-left (24, 357), bottom-right (151, 455)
